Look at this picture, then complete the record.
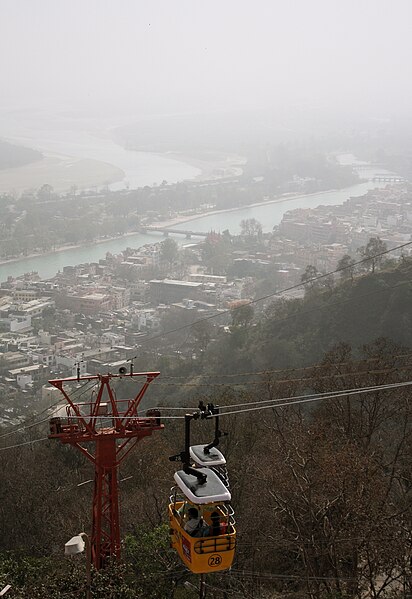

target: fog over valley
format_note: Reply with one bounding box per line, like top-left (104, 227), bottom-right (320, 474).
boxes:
top-left (1, 0), bottom-right (412, 191)
top-left (2, 2), bottom-right (412, 598)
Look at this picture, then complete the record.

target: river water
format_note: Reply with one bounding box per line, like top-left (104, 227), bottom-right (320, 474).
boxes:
top-left (0, 109), bottom-right (202, 190)
top-left (172, 177), bottom-right (382, 235)
top-left (0, 162), bottom-right (393, 282)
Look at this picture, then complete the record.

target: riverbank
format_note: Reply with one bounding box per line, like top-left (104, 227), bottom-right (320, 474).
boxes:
top-left (162, 150), bottom-right (246, 181)
top-left (0, 229), bottom-right (159, 268)
top-left (153, 186), bottom-right (362, 230)
top-left (0, 154), bottom-right (125, 194)
top-left (0, 189), bottom-right (329, 266)
top-left (0, 174), bottom-right (392, 282)
top-left (0, 183), bottom-right (371, 269)
top-left (0, 145), bottom-right (241, 196)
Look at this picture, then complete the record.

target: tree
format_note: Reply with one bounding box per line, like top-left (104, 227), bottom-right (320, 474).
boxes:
top-left (191, 319), bottom-right (213, 353)
top-left (160, 237), bottom-right (178, 266)
top-left (240, 218), bottom-right (262, 240)
top-left (357, 236), bottom-right (387, 273)
top-left (202, 236), bottom-right (231, 274)
top-left (301, 264), bottom-right (319, 289)
top-left (37, 183), bottom-right (54, 202)
top-left (337, 254), bottom-right (356, 281)
top-left (230, 301), bottom-right (254, 328)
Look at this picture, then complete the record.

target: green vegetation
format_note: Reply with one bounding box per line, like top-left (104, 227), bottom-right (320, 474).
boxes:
top-left (3, 235), bottom-right (412, 595)
top-left (0, 144), bottom-right (358, 260)
top-left (197, 258), bottom-right (412, 375)
top-left (2, 335), bottom-right (412, 597)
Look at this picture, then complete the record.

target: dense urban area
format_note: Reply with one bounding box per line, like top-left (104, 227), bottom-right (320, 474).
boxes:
top-left (0, 161), bottom-right (409, 424)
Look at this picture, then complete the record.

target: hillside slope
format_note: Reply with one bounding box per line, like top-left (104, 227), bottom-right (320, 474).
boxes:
top-left (203, 259), bottom-right (412, 374)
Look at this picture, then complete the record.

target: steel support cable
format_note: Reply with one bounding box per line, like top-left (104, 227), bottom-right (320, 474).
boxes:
top-left (0, 437), bottom-right (49, 451)
top-left (151, 365), bottom-right (408, 389)
top-left (4, 368), bottom-right (399, 439)
top-left (157, 351), bottom-right (412, 380)
top-left (0, 379), bottom-right (98, 440)
top-left (128, 239), bottom-right (412, 356)
top-left (44, 378), bottom-right (399, 421)
top-left (1, 379), bottom-right (412, 451)
top-left (151, 381), bottom-right (412, 418)
top-left (227, 569), bottom-right (359, 583)
top-left (215, 379), bottom-right (412, 417)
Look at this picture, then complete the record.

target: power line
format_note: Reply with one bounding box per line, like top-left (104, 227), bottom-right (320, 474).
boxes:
top-left (153, 376), bottom-right (412, 412)
top-left (0, 379), bottom-right (98, 441)
top-left (1, 245), bottom-right (410, 441)
top-left (213, 379), bottom-right (412, 417)
top-left (0, 415), bottom-right (50, 439)
top-left (0, 437), bottom-right (48, 452)
top-left (158, 350), bottom-right (412, 380)
top-left (258, 276), bottom-right (412, 329)
top-left (129, 239), bottom-right (412, 355)
top-left (228, 568), bottom-right (359, 583)
top-left (1, 379), bottom-right (411, 452)
top-left (151, 366), bottom-right (407, 390)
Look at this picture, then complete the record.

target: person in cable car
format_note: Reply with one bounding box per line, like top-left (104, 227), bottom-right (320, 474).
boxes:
top-left (168, 408), bottom-right (235, 573)
top-left (169, 467), bottom-right (236, 573)
top-left (184, 507), bottom-right (208, 537)
top-left (210, 511), bottom-right (221, 536)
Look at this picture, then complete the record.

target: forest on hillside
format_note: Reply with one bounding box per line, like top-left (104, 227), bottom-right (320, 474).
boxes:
top-left (2, 337), bottom-right (412, 598)
top-left (2, 260), bottom-right (412, 597)
top-left (131, 257), bottom-right (412, 394)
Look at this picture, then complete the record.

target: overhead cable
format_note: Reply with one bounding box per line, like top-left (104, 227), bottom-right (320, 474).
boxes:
top-left (0, 378), bottom-right (98, 440)
top-left (158, 351), bottom-right (412, 380)
top-left (129, 239), bottom-right (412, 354)
top-left (1, 379), bottom-right (411, 452)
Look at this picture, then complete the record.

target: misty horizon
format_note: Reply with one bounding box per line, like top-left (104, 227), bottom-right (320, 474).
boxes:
top-left (1, 0), bottom-right (412, 122)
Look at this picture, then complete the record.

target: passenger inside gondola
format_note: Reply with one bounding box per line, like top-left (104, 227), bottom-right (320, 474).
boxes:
top-left (184, 507), bottom-right (208, 537)
top-left (169, 462), bottom-right (236, 573)
top-left (176, 501), bottom-right (229, 537)
top-left (210, 511), bottom-right (221, 536)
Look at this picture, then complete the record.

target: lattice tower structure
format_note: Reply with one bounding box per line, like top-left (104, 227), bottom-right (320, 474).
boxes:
top-left (48, 371), bottom-right (162, 569)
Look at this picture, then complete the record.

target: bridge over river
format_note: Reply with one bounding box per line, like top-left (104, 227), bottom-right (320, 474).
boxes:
top-left (371, 175), bottom-right (405, 183)
top-left (140, 225), bottom-right (208, 239)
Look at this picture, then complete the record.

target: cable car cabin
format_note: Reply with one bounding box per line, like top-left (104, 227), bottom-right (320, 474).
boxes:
top-left (189, 445), bottom-right (231, 490)
top-left (169, 468), bottom-right (236, 574)
top-left (189, 444), bottom-right (226, 467)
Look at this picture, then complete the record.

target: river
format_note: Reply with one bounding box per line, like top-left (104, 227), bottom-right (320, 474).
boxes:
top-left (0, 110), bottom-right (201, 191)
top-left (0, 160), bottom-right (395, 282)
top-left (172, 177), bottom-right (383, 235)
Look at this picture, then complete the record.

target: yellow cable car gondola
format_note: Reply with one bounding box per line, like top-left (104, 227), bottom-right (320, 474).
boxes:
top-left (169, 468), bottom-right (236, 573)
top-left (168, 404), bottom-right (236, 574)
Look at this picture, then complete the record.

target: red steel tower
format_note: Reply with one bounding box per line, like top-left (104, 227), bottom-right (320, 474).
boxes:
top-left (48, 370), bottom-right (163, 569)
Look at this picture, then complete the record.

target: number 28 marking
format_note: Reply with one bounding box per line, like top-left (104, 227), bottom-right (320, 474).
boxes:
top-left (208, 554), bottom-right (222, 567)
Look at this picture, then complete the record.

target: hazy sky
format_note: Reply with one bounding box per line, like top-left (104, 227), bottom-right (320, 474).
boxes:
top-left (1, 0), bottom-right (412, 119)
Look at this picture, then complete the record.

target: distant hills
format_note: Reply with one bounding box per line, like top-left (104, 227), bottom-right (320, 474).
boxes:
top-left (0, 139), bottom-right (42, 170)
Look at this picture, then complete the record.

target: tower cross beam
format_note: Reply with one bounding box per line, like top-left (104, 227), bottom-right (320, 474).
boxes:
top-left (48, 371), bottom-right (163, 570)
